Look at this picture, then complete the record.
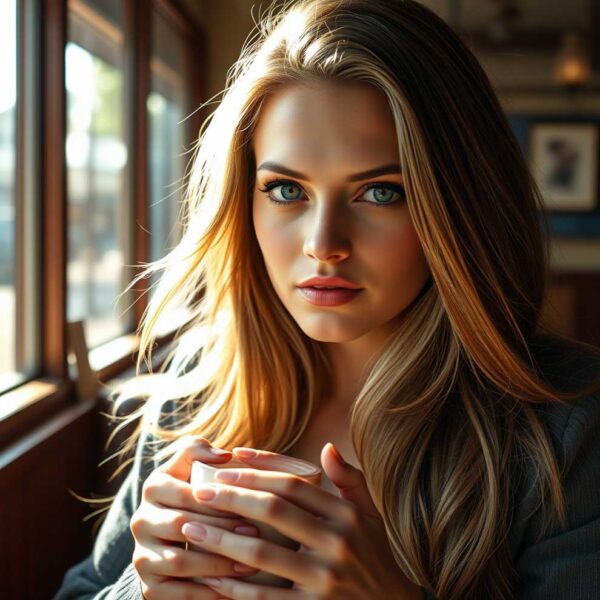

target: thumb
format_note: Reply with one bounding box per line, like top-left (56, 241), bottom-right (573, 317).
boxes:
top-left (321, 443), bottom-right (380, 518)
top-left (159, 435), bottom-right (232, 481)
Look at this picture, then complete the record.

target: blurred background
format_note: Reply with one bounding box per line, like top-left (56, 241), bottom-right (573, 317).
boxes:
top-left (0, 1), bottom-right (598, 598)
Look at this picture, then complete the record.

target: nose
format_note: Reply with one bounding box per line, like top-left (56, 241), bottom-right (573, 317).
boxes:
top-left (302, 202), bottom-right (351, 263)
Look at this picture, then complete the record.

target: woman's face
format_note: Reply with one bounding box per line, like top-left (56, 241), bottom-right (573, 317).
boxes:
top-left (252, 81), bottom-right (431, 344)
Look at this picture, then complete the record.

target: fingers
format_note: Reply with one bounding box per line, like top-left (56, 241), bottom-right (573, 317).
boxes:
top-left (159, 436), bottom-right (232, 482)
top-left (203, 576), bottom-right (302, 599)
top-left (182, 522), bottom-right (319, 588)
top-left (132, 501), bottom-right (261, 545)
top-left (193, 481), bottom-right (330, 552)
top-left (199, 468), bottom-right (359, 533)
top-left (140, 575), bottom-right (225, 599)
top-left (144, 470), bottom-right (232, 517)
top-left (230, 449), bottom-right (353, 521)
top-left (138, 540), bottom-right (260, 579)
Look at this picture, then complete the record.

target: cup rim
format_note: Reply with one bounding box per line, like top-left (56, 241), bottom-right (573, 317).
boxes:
top-left (192, 454), bottom-right (321, 478)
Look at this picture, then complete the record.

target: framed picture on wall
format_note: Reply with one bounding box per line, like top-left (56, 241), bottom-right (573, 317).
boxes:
top-left (529, 123), bottom-right (598, 212)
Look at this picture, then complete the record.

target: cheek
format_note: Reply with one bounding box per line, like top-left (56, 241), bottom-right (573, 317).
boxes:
top-left (372, 219), bottom-right (430, 283)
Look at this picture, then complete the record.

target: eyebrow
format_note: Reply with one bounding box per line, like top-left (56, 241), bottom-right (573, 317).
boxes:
top-left (256, 161), bottom-right (402, 182)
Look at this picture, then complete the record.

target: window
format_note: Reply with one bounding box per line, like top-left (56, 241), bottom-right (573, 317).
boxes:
top-left (0, 0), bottom-right (204, 436)
top-left (0, 0), bottom-right (18, 389)
top-left (0, 0), bottom-right (41, 396)
top-left (66, 0), bottom-right (132, 350)
top-left (148, 3), bottom-right (187, 278)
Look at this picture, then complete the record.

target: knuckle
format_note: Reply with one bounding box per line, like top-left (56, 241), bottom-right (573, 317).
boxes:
top-left (281, 476), bottom-right (302, 495)
top-left (132, 547), bottom-right (149, 573)
top-left (327, 533), bottom-right (352, 562)
top-left (142, 477), bottom-right (159, 502)
top-left (181, 435), bottom-right (210, 454)
top-left (172, 485), bottom-right (189, 508)
top-left (247, 539), bottom-right (269, 565)
top-left (171, 513), bottom-right (188, 537)
top-left (263, 494), bottom-right (284, 519)
top-left (141, 586), bottom-right (155, 600)
top-left (166, 549), bottom-right (187, 573)
top-left (212, 526), bottom-right (227, 546)
top-left (130, 512), bottom-right (144, 538)
top-left (340, 503), bottom-right (360, 529)
top-left (218, 488), bottom-right (236, 512)
top-left (318, 567), bottom-right (342, 595)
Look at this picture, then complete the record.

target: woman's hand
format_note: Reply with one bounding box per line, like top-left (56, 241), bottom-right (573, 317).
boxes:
top-left (130, 435), bottom-right (262, 600)
top-left (181, 443), bottom-right (425, 599)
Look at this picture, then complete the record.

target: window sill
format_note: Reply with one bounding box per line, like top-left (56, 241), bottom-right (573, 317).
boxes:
top-left (0, 377), bottom-right (74, 451)
top-left (0, 307), bottom-right (192, 448)
top-left (91, 307), bottom-right (192, 381)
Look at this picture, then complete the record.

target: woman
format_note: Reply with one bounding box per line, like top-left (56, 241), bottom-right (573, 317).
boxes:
top-left (55, 0), bottom-right (600, 599)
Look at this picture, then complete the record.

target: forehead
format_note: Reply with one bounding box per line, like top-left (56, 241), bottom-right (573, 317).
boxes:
top-left (251, 81), bottom-right (400, 165)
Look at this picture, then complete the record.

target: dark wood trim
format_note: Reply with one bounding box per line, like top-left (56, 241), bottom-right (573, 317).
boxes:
top-left (15, 0), bottom-right (26, 370)
top-left (0, 394), bottom-right (95, 476)
top-left (42, 0), bottom-right (68, 379)
top-left (0, 396), bottom-right (98, 599)
top-left (548, 271), bottom-right (600, 347)
top-left (0, 379), bottom-right (74, 452)
top-left (156, 0), bottom-right (204, 41)
top-left (15, 0), bottom-right (43, 376)
top-left (161, 0), bottom-right (207, 205)
top-left (124, 0), bottom-right (151, 328)
top-left (464, 30), bottom-right (565, 54)
top-left (184, 13), bottom-right (206, 150)
top-left (591, 0), bottom-right (600, 70)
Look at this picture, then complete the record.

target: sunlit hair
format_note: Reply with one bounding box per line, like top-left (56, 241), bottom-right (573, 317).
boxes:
top-left (81, 1), bottom-right (600, 597)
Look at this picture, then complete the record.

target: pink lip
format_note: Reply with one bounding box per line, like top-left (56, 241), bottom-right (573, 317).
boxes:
top-left (297, 276), bottom-right (362, 289)
top-left (297, 287), bottom-right (363, 306)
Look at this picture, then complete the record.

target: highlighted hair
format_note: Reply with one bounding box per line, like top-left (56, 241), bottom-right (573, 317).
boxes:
top-left (82, 1), bottom-right (600, 597)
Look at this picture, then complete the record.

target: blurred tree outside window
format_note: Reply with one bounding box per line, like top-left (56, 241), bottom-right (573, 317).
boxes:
top-left (66, 0), bottom-right (133, 350)
top-left (148, 3), bottom-right (187, 295)
top-left (0, 0), bottom-right (18, 389)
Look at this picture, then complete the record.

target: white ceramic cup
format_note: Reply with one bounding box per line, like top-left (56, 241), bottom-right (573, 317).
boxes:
top-left (188, 453), bottom-right (322, 588)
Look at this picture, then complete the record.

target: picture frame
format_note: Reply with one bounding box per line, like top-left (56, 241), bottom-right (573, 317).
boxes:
top-left (528, 122), bottom-right (599, 212)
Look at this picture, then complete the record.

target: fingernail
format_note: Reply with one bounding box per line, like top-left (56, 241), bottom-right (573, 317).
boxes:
top-left (233, 524), bottom-right (258, 535)
top-left (195, 486), bottom-right (217, 501)
top-left (209, 446), bottom-right (231, 456)
top-left (215, 469), bottom-right (239, 482)
top-left (233, 562), bottom-right (257, 574)
top-left (233, 447), bottom-right (258, 459)
top-left (203, 576), bottom-right (222, 586)
top-left (182, 522), bottom-right (207, 541)
top-left (329, 443), bottom-right (347, 466)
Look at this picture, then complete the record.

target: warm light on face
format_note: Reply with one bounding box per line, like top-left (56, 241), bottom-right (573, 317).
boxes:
top-left (251, 81), bottom-right (431, 345)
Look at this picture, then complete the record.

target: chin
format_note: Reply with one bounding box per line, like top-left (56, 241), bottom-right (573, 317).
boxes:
top-left (295, 318), bottom-right (369, 343)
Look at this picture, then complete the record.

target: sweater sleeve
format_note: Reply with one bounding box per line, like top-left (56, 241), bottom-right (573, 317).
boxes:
top-left (512, 391), bottom-right (600, 599)
top-left (52, 423), bottom-right (157, 600)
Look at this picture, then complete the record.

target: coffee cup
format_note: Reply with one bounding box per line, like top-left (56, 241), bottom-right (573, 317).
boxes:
top-left (188, 453), bottom-right (322, 588)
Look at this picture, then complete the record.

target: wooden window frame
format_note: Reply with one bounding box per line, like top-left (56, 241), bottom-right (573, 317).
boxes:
top-left (0, 0), bottom-right (205, 450)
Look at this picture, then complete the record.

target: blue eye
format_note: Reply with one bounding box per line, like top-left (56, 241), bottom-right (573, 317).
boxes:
top-left (258, 179), bottom-right (406, 207)
top-left (259, 181), bottom-right (305, 204)
top-left (362, 183), bottom-right (406, 206)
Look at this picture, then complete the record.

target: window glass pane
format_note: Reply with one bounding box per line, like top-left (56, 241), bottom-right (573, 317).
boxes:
top-left (148, 5), bottom-right (187, 274)
top-left (0, 0), bottom-right (18, 390)
top-left (66, 0), bottom-right (132, 349)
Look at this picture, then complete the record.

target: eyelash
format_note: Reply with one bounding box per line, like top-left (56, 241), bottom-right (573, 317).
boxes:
top-left (257, 179), bottom-right (406, 208)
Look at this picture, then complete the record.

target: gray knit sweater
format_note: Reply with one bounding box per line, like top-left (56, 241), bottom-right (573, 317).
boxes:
top-left (54, 334), bottom-right (600, 599)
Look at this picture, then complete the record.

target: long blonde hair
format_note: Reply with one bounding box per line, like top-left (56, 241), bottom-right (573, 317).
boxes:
top-left (90, 1), bottom-right (600, 597)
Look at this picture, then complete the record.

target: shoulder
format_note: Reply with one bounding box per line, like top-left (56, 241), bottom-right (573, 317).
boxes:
top-left (509, 333), bottom-right (600, 554)
top-left (528, 333), bottom-right (600, 469)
